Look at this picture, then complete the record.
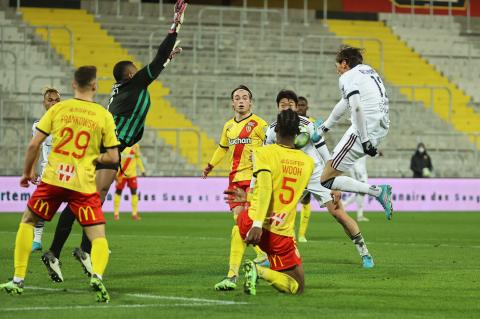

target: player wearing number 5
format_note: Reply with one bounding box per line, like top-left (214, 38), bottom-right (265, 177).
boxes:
top-left (232, 109), bottom-right (314, 295)
top-left (0, 66), bottom-right (119, 302)
top-left (317, 46), bottom-right (393, 219)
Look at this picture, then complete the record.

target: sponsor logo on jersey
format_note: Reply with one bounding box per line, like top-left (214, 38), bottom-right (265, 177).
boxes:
top-left (78, 206), bottom-right (96, 223)
top-left (268, 212), bottom-right (287, 226)
top-left (229, 137), bottom-right (252, 145)
top-left (34, 199), bottom-right (50, 217)
top-left (57, 164), bottom-right (75, 182)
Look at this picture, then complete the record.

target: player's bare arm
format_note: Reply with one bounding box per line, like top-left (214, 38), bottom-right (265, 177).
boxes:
top-left (21, 131), bottom-right (48, 187)
top-left (97, 147), bottom-right (120, 165)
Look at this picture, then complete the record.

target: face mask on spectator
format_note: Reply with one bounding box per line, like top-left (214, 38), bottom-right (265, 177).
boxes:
top-left (418, 147), bottom-right (425, 153)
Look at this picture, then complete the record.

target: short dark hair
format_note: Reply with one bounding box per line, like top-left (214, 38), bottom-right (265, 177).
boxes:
top-left (74, 66), bottom-right (97, 89)
top-left (113, 60), bottom-right (134, 82)
top-left (43, 87), bottom-right (60, 98)
top-left (336, 45), bottom-right (363, 68)
top-left (276, 89), bottom-right (298, 105)
top-left (231, 85), bottom-right (253, 100)
top-left (276, 109), bottom-right (300, 138)
top-left (298, 96), bottom-right (308, 104)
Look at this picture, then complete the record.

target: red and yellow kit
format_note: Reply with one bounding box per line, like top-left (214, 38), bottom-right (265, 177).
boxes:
top-left (208, 114), bottom-right (267, 209)
top-left (210, 114), bottom-right (268, 184)
top-left (28, 98), bottom-right (119, 225)
top-left (238, 144), bottom-right (314, 270)
top-left (116, 144), bottom-right (145, 190)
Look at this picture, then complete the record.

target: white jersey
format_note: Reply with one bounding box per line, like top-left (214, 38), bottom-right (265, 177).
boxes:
top-left (339, 64), bottom-right (390, 139)
top-left (32, 120), bottom-right (53, 176)
top-left (265, 115), bottom-right (329, 166)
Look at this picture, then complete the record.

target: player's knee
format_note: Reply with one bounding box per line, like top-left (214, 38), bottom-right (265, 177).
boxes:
top-left (321, 177), bottom-right (335, 189)
top-left (21, 208), bottom-right (40, 226)
top-left (115, 189), bottom-right (122, 195)
top-left (130, 188), bottom-right (137, 195)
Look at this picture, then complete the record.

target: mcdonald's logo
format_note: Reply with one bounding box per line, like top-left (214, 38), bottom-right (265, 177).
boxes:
top-left (34, 200), bottom-right (50, 217)
top-left (78, 206), bottom-right (96, 223)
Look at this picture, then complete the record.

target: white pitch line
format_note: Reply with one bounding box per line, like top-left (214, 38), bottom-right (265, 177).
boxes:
top-left (1, 303), bottom-right (236, 312)
top-left (27, 286), bottom-right (247, 306)
top-left (1, 231), bottom-right (478, 249)
top-left (125, 293), bottom-right (245, 305)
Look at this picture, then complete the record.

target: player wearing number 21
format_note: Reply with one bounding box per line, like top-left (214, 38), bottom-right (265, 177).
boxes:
top-left (0, 66), bottom-right (119, 303)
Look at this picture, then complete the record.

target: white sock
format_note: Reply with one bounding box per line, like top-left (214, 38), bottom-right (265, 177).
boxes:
top-left (33, 225), bottom-right (44, 243)
top-left (13, 276), bottom-right (24, 283)
top-left (331, 176), bottom-right (381, 197)
top-left (351, 232), bottom-right (370, 257)
top-left (356, 194), bottom-right (365, 218)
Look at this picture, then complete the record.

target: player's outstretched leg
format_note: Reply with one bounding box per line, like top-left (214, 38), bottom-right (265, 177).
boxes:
top-left (375, 185), bottom-right (393, 220)
top-left (41, 250), bottom-right (64, 282)
top-left (242, 259), bottom-right (258, 295)
top-left (73, 247), bottom-right (93, 277)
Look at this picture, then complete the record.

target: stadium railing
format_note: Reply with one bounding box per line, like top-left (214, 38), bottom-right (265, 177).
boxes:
top-left (0, 49), bottom-right (18, 90)
top-left (390, 85), bottom-right (453, 121)
top-left (298, 35), bottom-right (384, 75)
top-left (0, 24), bottom-right (74, 65)
top-left (84, 0), bottom-right (318, 26)
top-left (0, 124), bottom-right (22, 174)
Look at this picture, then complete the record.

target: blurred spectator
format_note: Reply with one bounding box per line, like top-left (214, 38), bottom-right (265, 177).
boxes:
top-left (410, 143), bottom-right (433, 178)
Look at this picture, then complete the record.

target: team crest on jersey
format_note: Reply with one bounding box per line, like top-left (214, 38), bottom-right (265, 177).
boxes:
top-left (57, 164), bottom-right (76, 182)
top-left (245, 121), bottom-right (256, 133)
top-left (268, 212), bottom-right (287, 226)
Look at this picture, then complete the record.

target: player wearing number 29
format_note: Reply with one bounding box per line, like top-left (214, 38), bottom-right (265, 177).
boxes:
top-left (317, 46), bottom-right (393, 219)
top-left (0, 66), bottom-right (119, 303)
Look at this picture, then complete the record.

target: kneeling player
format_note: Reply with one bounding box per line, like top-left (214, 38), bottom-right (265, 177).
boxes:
top-left (228, 109), bottom-right (314, 295)
top-left (0, 66), bottom-right (119, 302)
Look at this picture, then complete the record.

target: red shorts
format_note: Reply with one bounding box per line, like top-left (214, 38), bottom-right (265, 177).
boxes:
top-left (237, 209), bottom-right (302, 271)
top-left (27, 182), bottom-right (105, 226)
top-left (227, 180), bottom-right (250, 210)
top-left (116, 176), bottom-right (138, 191)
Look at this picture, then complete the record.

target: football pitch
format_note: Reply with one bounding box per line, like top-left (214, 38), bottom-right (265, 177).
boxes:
top-left (0, 212), bottom-right (479, 319)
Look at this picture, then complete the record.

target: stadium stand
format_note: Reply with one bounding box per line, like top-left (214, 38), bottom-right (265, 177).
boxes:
top-left (0, 0), bottom-right (478, 177)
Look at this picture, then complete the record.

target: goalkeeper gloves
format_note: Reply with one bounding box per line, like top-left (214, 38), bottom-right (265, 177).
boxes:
top-left (169, 0), bottom-right (188, 34)
top-left (362, 141), bottom-right (378, 157)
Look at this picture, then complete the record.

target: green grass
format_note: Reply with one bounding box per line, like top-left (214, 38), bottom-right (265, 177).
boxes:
top-left (0, 212), bottom-right (479, 319)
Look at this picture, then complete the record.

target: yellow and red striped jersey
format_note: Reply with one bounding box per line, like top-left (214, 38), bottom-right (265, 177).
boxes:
top-left (218, 114), bottom-right (268, 183)
top-left (118, 144), bottom-right (145, 178)
top-left (248, 144), bottom-right (314, 237)
top-left (36, 99), bottom-right (119, 194)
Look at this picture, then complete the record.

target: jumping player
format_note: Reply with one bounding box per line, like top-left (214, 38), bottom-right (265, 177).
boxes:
top-left (266, 90), bottom-right (375, 268)
top-left (0, 66), bottom-right (119, 302)
top-left (203, 85), bottom-right (269, 291)
top-left (40, 0), bottom-right (188, 282)
top-left (317, 46), bottom-right (393, 219)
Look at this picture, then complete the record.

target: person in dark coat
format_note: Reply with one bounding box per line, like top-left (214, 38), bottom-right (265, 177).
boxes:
top-left (410, 143), bottom-right (433, 178)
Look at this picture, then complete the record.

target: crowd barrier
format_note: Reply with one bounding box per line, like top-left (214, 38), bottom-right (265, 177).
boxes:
top-left (1, 177), bottom-right (479, 213)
